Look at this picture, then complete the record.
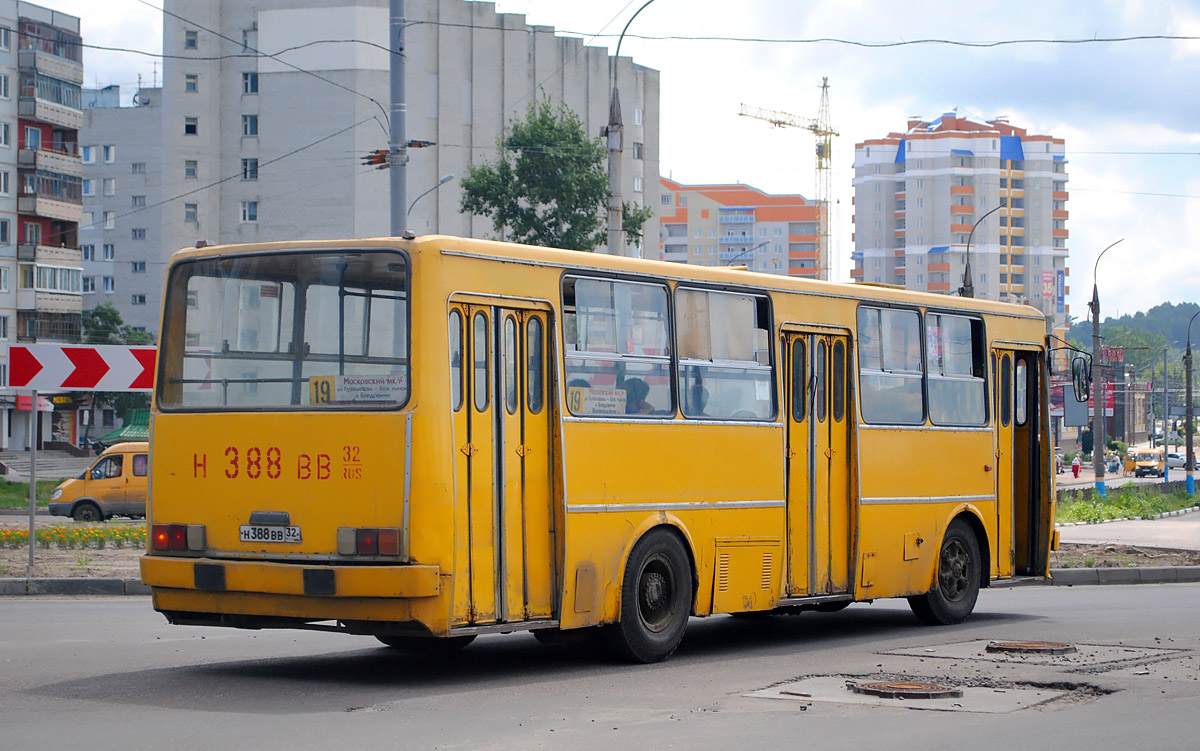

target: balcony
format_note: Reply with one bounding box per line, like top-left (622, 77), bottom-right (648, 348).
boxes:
top-left (929, 281), bottom-right (951, 292)
top-left (950, 205), bottom-right (974, 214)
top-left (950, 185), bottom-right (974, 195)
top-left (950, 224), bottom-right (974, 234)
top-left (18, 48), bottom-right (84, 85)
top-left (18, 97), bottom-right (81, 130)
top-left (718, 214), bottom-right (754, 223)
top-left (930, 262), bottom-right (951, 272)
top-left (719, 235), bottom-right (755, 244)
top-left (1052, 190), bottom-right (1069, 200)
top-left (1052, 228), bottom-right (1069, 238)
top-left (18, 194), bottom-right (80, 222)
top-left (1053, 209), bottom-right (1069, 219)
top-left (850, 268), bottom-right (864, 279)
top-left (18, 145), bottom-right (81, 176)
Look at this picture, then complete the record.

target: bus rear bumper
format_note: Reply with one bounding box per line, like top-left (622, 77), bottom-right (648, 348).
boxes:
top-left (139, 555), bottom-right (441, 599)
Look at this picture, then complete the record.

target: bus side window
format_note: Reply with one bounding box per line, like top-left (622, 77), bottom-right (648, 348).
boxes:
top-left (1015, 358), bottom-right (1028, 426)
top-left (1000, 354), bottom-right (1011, 427)
top-left (791, 339), bottom-right (806, 422)
top-left (832, 339), bottom-right (845, 423)
top-left (815, 339), bottom-right (827, 423)
top-left (473, 312), bottom-right (489, 411)
top-left (504, 316), bottom-right (518, 415)
top-left (449, 310), bottom-right (463, 411)
top-left (527, 317), bottom-right (543, 414)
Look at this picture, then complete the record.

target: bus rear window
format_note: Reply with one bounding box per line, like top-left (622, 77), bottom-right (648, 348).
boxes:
top-left (157, 250), bottom-right (409, 410)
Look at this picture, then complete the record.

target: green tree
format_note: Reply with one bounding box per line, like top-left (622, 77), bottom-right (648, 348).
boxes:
top-left (81, 303), bottom-right (152, 427)
top-left (461, 95), bottom-right (651, 251)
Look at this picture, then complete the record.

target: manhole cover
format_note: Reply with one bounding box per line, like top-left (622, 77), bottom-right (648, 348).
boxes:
top-left (986, 641), bottom-right (1077, 656)
top-left (849, 681), bottom-right (963, 699)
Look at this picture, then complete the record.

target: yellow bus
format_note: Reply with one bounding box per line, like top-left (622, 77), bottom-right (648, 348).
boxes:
top-left (140, 234), bottom-right (1056, 662)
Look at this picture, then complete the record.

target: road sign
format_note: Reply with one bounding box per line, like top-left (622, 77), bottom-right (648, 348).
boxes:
top-left (7, 344), bottom-right (156, 391)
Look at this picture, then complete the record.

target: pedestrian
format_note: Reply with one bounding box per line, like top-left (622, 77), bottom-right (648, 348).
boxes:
top-left (1071, 454), bottom-right (1081, 479)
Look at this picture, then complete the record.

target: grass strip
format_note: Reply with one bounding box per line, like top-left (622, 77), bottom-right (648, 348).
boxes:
top-left (1058, 485), bottom-right (1198, 523)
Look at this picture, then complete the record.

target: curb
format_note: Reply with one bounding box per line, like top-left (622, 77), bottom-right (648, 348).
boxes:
top-left (1047, 566), bottom-right (1200, 586)
top-left (0, 578), bottom-right (151, 596)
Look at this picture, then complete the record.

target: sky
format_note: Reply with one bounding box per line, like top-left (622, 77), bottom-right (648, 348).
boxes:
top-left (53, 0), bottom-right (1200, 324)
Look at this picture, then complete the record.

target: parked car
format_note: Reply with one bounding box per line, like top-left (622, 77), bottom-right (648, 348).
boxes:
top-left (47, 442), bottom-right (149, 521)
top-left (1167, 452), bottom-right (1186, 469)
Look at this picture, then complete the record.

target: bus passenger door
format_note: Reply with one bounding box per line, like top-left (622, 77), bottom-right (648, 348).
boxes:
top-left (993, 351), bottom-right (1015, 577)
top-left (785, 331), bottom-right (852, 596)
top-left (453, 302), bottom-right (555, 626)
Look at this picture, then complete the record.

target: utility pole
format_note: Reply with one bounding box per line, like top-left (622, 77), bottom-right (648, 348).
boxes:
top-left (389, 0), bottom-right (408, 235)
top-left (1187, 311), bottom-right (1198, 495)
top-left (1164, 348), bottom-right (1170, 482)
top-left (1089, 239), bottom-right (1122, 499)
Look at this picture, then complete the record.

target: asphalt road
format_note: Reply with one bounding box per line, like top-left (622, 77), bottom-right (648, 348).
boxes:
top-left (3, 585), bottom-right (1199, 750)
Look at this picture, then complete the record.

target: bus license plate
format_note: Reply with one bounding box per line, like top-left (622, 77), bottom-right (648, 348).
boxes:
top-left (239, 525), bottom-right (302, 544)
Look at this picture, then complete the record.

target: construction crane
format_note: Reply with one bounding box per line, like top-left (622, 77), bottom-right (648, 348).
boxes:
top-left (739, 77), bottom-right (838, 280)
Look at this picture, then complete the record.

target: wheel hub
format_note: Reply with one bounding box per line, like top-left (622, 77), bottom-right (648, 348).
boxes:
top-left (642, 571), bottom-right (668, 611)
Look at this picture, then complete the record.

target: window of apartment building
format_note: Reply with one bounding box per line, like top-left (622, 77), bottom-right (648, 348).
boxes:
top-left (980, 273), bottom-right (987, 283)
top-left (132, 228), bottom-right (146, 240)
top-left (915, 197), bottom-right (924, 208)
top-left (103, 244), bottom-right (114, 260)
top-left (242, 72), bottom-right (259, 95)
top-left (81, 244), bottom-right (94, 261)
top-left (104, 145), bottom-right (115, 163)
top-left (758, 227), bottom-right (766, 237)
top-left (633, 176), bottom-right (643, 193)
top-left (0, 219), bottom-right (8, 245)
top-left (131, 261), bottom-right (146, 273)
top-left (915, 179), bottom-right (923, 188)
top-left (0, 315), bottom-right (6, 339)
top-left (242, 115), bottom-right (258, 137)
top-left (0, 268), bottom-right (6, 293)
top-left (81, 145), bottom-right (94, 163)
top-left (0, 26), bottom-right (10, 51)
top-left (0, 170), bottom-right (8, 196)
top-left (103, 276), bottom-right (114, 293)
top-left (184, 74), bottom-right (198, 93)
top-left (677, 195), bottom-right (687, 206)
top-left (102, 178), bottom-right (115, 196)
top-left (82, 178), bottom-right (94, 196)
top-left (632, 141), bottom-right (643, 160)
top-left (19, 265), bottom-right (32, 288)
top-left (184, 117), bottom-right (198, 135)
top-left (874, 220), bottom-right (881, 230)
top-left (0, 75), bottom-right (9, 100)
top-left (241, 200), bottom-right (258, 222)
top-left (691, 246), bottom-right (701, 256)
top-left (241, 158), bottom-right (258, 180)
top-left (708, 229), bottom-right (716, 238)
top-left (184, 30), bottom-right (198, 49)
top-left (131, 294), bottom-right (146, 305)
top-left (23, 126), bottom-right (39, 151)
top-left (708, 247), bottom-right (716, 256)
top-left (131, 195), bottom-right (146, 208)
top-left (184, 160), bottom-right (198, 179)
top-left (102, 212), bottom-right (115, 230)
top-left (660, 194), bottom-right (671, 206)
top-left (184, 203), bottom-right (198, 223)
top-left (692, 229), bottom-right (700, 238)
top-left (131, 162), bottom-right (146, 174)
top-left (917, 274), bottom-right (924, 284)
top-left (0, 122), bottom-right (9, 147)
top-left (82, 277), bottom-right (94, 293)
top-left (634, 108), bottom-right (643, 126)
top-left (874, 183), bottom-right (880, 193)
top-left (242, 27), bottom-right (257, 51)
top-left (874, 202), bottom-right (881, 211)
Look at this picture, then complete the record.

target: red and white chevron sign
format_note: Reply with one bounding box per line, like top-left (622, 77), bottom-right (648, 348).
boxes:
top-left (7, 344), bottom-right (156, 392)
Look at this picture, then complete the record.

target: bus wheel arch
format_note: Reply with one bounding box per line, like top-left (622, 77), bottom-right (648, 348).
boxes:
top-left (606, 523), bottom-right (696, 663)
top-left (907, 513), bottom-right (984, 626)
top-left (72, 500), bottom-right (104, 523)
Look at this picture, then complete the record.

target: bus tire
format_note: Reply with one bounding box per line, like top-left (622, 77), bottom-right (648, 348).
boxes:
top-left (607, 528), bottom-right (693, 663)
top-left (375, 634), bottom-right (475, 651)
top-left (908, 518), bottom-right (981, 626)
top-left (72, 502), bottom-right (102, 523)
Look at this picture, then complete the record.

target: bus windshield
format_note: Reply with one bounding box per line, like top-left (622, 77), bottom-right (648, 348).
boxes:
top-left (157, 249), bottom-right (409, 410)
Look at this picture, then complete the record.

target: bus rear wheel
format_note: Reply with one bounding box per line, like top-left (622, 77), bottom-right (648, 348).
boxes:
top-left (908, 518), bottom-right (981, 626)
top-left (607, 528), bottom-right (693, 663)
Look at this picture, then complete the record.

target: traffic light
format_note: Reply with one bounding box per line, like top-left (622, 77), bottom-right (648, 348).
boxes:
top-left (361, 149), bottom-right (390, 170)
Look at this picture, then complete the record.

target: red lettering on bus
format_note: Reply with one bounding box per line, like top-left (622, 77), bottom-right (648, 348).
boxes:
top-left (317, 454), bottom-right (331, 480)
top-left (297, 453), bottom-right (311, 480)
top-left (194, 453), bottom-right (206, 479)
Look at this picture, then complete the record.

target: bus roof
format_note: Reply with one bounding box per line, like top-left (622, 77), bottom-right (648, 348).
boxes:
top-left (167, 234), bottom-right (1047, 322)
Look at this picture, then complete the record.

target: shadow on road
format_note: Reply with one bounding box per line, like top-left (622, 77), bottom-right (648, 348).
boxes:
top-left (29, 603), bottom-right (1042, 714)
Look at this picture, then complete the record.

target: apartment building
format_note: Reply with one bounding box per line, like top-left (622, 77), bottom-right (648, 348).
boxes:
top-left (80, 85), bottom-right (162, 333)
top-left (656, 178), bottom-right (825, 277)
top-left (0, 2), bottom-right (83, 449)
top-left (851, 111), bottom-right (1069, 333)
top-left (87, 0), bottom-right (659, 338)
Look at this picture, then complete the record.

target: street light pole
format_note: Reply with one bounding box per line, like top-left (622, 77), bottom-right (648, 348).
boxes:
top-left (389, 0), bottom-right (408, 236)
top-left (958, 204), bottom-right (1002, 298)
top-left (1089, 238), bottom-right (1123, 499)
top-left (408, 174), bottom-right (454, 217)
top-left (1186, 310), bottom-right (1198, 495)
top-left (606, 0), bottom-right (658, 257)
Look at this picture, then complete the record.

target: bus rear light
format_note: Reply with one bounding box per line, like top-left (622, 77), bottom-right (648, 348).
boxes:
top-left (338, 527), bottom-right (402, 556)
top-left (356, 528), bottom-right (379, 555)
top-left (377, 528), bottom-right (400, 556)
top-left (151, 524), bottom-right (205, 552)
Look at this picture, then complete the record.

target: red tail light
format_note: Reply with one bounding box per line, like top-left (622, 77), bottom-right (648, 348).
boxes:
top-left (152, 524), bottom-right (170, 550)
top-left (378, 528), bottom-right (400, 556)
top-left (151, 524), bottom-right (202, 551)
top-left (356, 528), bottom-right (379, 555)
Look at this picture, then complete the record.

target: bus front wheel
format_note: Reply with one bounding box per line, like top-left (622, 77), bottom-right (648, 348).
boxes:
top-left (908, 518), bottom-right (981, 626)
top-left (607, 528), bottom-right (693, 663)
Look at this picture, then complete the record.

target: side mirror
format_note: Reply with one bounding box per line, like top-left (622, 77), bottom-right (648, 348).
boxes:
top-left (1071, 355), bottom-right (1091, 402)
